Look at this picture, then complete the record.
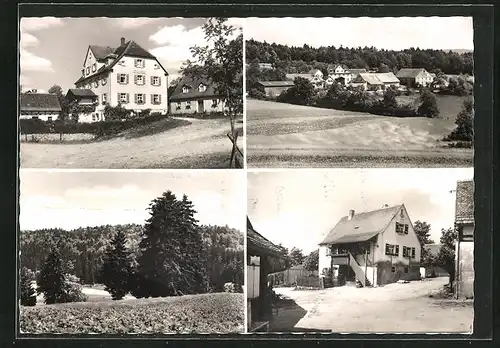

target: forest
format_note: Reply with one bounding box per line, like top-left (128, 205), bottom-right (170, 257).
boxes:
top-left (246, 39), bottom-right (473, 75)
top-left (20, 222), bottom-right (244, 293)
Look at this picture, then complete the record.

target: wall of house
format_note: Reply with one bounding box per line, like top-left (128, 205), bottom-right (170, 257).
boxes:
top-left (416, 72), bottom-right (434, 87)
top-left (375, 206), bottom-right (421, 265)
top-left (20, 112), bottom-right (60, 121)
top-left (83, 48), bottom-right (107, 80)
top-left (456, 226), bottom-right (474, 299)
top-left (376, 262), bottom-right (420, 286)
top-left (108, 56), bottom-right (168, 114)
top-left (318, 245), bottom-right (331, 277)
top-left (170, 98), bottom-right (226, 115)
top-left (264, 86), bottom-right (292, 98)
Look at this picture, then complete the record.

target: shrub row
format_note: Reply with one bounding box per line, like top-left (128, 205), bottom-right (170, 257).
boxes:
top-left (20, 113), bottom-right (170, 137)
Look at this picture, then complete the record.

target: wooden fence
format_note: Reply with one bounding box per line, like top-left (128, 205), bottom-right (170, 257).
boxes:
top-left (268, 268), bottom-right (319, 287)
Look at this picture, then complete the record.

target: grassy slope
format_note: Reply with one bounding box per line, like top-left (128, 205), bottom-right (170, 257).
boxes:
top-left (246, 99), bottom-right (472, 167)
top-left (21, 292), bottom-right (244, 334)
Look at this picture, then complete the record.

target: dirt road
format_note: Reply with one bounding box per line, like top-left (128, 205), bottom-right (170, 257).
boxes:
top-left (20, 117), bottom-right (243, 169)
top-left (246, 99), bottom-right (473, 168)
top-left (271, 277), bottom-right (473, 333)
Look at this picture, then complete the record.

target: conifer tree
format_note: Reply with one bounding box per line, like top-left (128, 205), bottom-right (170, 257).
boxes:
top-left (20, 266), bottom-right (37, 306)
top-left (100, 230), bottom-right (133, 300)
top-left (135, 191), bottom-right (208, 297)
top-left (37, 245), bottom-right (66, 304)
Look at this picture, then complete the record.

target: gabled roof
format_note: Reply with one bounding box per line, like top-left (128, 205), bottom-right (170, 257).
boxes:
top-left (75, 40), bottom-right (168, 86)
top-left (66, 88), bottom-right (97, 98)
top-left (358, 72), bottom-right (400, 85)
top-left (169, 76), bottom-right (221, 102)
top-left (20, 93), bottom-right (62, 112)
top-left (247, 217), bottom-right (286, 258)
top-left (320, 205), bottom-right (403, 245)
top-left (286, 73), bottom-right (315, 82)
top-left (455, 180), bottom-right (474, 224)
top-left (89, 45), bottom-right (115, 61)
top-left (257, 80), bottom-right (295, 87)
top-left (396, 68), bottom-right (427, 78)
top-left (328, 64), bottom-right (349, 71)
top-left (348, 68), bottom-right (368, 75)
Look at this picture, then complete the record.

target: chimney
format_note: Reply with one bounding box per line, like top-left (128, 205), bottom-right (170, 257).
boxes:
top-left (120, 37), bottom-right (125, 46)
top-left (348, 209), bottom-right (355, 220)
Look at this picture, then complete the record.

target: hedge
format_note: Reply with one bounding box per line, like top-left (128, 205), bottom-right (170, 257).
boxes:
top-left (20, 113), bottom-right (170, 137)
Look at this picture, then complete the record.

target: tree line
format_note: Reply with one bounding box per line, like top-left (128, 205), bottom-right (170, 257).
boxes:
top-left (246, 39), bottom-right (473, 75)
top-left (20, 190), bottom-right (244, 305)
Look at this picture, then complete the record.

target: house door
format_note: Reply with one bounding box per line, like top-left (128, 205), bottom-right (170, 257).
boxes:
top-left (198, 100), bottom-right (204, 113)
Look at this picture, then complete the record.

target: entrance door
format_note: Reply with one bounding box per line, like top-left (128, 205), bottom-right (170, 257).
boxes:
top-left (198, 100), bottom-right (204, 113)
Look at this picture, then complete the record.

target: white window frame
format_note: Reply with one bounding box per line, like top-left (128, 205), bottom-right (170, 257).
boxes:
top-left (151, 76), bottom-right (160, 86)
top-left (94, 81), bottom-right (99, 88)
top-left (135, 94), bottom-right (145, 104)
top-left (185, 100), bottom-right (191, 109)
top-left (176, 102), bottom-right (181, 110)
top-left (135, 74), bottom-right (145, 85)
top-left (102, 93), bottom-right (107, 104)
top-left (119, 93), bottom-right (128, 103)
top-left (86, 67), bottom-right (90, 75)
top-left (102, 78), bottom-right (107, 86)
top-left (211, 99), bottom-right (218, 108)
top-left (198, 84), bottom-right (206, 92)
top-left (118, 74), bottom-right (128, 84)
top-left (152, 94), bottom-right (161, 104)
top-left (182, 86), bottom-right (190, 93)
top-left (154, 63), bottom-right (160, 70)
top-left (134, 58), bottom-right (145, 68)
top-left (92, 63), bottom-right (96, 72)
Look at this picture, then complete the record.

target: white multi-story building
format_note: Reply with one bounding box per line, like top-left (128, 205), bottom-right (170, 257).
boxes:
top-left (74, 37), bottom-right (169, 121)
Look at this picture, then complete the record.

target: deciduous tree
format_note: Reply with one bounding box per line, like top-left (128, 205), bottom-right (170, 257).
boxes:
top-left (437, 227), bottom-right (458, 287)
top-left (417, 89), bottom-right (440, 118)
top-left (303, 249), bottom-right (319, 272)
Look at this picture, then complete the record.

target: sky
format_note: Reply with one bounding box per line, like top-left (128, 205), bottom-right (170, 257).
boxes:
top-left (19, 17), bottom-right (243, 92)
top-left (19, 170), bottom-right (246, 232)
top-left (245, 17), bottom-right (474, 51)
top-left (247, 168), bottom-right (474, 254)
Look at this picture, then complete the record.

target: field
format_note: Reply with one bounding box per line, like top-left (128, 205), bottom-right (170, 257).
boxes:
top-left (20, 117), bottom-right (243, 169)
top-left (271, 277), bottom-right (473, 333)
top-left (246, 98), bottom-right (472, 168)
top-left (21, 292), bottom-right (245, 334)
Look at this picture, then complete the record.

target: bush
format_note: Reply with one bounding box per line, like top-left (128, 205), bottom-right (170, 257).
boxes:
top-left (444, 98), bottom-right (474, 142)
top-left (248, 87), bottom-right (266, 100)
top-left (417, 89), bottom-right (440, 118)
top-left (223, 282), bottom-right (236, 293)
top-left (61, 274), bottom-right (87, 303)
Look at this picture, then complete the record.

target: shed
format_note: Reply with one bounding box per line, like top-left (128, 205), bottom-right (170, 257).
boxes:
top-left (19, 93), bottom-right (62, 121)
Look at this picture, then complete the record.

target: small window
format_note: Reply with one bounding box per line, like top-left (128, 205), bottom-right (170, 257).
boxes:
top-left (154, 63), bottom-right (160, 70)
top-left (400, 209), bottom-right (404, 218)
top-left (47, 116), bottom-right (52, 121)
top-left (411, 248), bottom-right (416, 259)
top-left (94, 81), bottom-right (99, 88)
top-left (92, 63), bottom-right (96, 72)
top-left (119, 60), bottom-right (126, 66)
top-left (404, 225), bottom-right (409, 234)
top-left (135, 74), bottom-right (145, 85)
top-left (198, 84), bottom-right (206, 92)
top-left (151, 76), bottom-right (160, 86)
top-left (102, 78), bottom-right (107, 86)
top-left (92, 114), bottom-right (97, 122)
top-left (211, 99), bottom-right (218, 108)
top-left (119, 93), bottom-right (128, 104)
top-left (176, 102), bottom-right (181, 110)
top-left (135, 94), bottom-right (145, 104)
top-left (134, 59), bottom-right (145, 68)
top-left (391, 266), bottom-right (396, 273)
top-left (102, 94), bottom-right (107, 103)
top-left (118, 74), bottom-right (128, 84)
top-left (152, 94), bottom-right (161, 104)
top-left (182, 86), bottom-right (190, 93)
top-left (186, 101), bottom-right (191, 109)
top-left (86, 67), bottom-right (90, 75)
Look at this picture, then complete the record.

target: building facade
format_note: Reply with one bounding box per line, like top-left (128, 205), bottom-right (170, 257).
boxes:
top-left (169, 77), bottom-right (227, 115)
top-left (319, 204), bottom-right (421, 287)
top-left (396, 68), bottom-right (434, 87)
top-left (74, 37), bottom-right (169, 120)
top-left (254, 81), bottom-right (295, 99)
top-left (19, 93), bottom-right (62, 121)
top-left (454, 180), bottom-right (474, 299)
top-left (65, 89), bottom-right (99, 123)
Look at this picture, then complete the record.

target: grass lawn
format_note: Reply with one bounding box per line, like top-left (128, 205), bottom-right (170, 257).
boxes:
top-left (246, 99), bottom-right (472, 168)
top-left (21, 292), bottom-right (244, 334)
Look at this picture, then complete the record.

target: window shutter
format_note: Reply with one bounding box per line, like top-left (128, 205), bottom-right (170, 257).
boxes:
top-left (158, 94), bottom-right (161, 103)
top-left (395, 245), bottom-right (399, 256)
top-left (125, 74), bottom-right (129, 84)
top-left (158, 77), bottom-right (161, 86)
top-left (126, 93), bottom-right (129, 103)
top-left (117, 74), bottom-right (120, 83)
top-left (134, 75), bottom-right (137, 85)
top-left (117, 93), bottom-right (120, 103)
top-left (134, 94), bottom-right (137, 104)
top-left (150, 76), bottom-right (154, 85)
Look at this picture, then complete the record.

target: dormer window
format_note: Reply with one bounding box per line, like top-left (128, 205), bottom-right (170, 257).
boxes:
top-left (134, 59), bottom-right (145, 68)
top-left (182, 86), bottom-right (190, 93)
top-left (198, 84), bottom-right (206, 92)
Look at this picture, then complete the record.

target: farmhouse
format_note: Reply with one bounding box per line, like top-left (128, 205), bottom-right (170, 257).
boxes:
top-left (327, 64), bottom-right (354, 85)
top-left (247, 217), bottom-right (287, 332)
top-left (396, 68), bottom-right (434, 87)
top-left (74, 37), bottom-right (169, 120)
top-left (169, 77), bottom-right (226, 115)
top-left (65, 89), bottom-right (99, 123)
top-left (318, 204), bottom-right (421, 287)
top-left (454, 180), bottom-right (474, 299)
top-left (354, 72), bottom-right (400, 91)
top-left (286, 73), bottom-right (324, 89)
top-left (254, 81), bottom-right (295, 99)
top-left (20, 92), bottom-right (62, 121)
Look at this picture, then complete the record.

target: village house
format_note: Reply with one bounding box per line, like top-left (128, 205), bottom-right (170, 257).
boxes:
top-left (254, 81), bottom-right (295, 99)
top-left (74, 37), bottom-right (169, 120)
top-left (169, 77), bottom-right (226, 115)
top-left (64, 89), bottom-right (99, 123)
top-left (318, 204), bottom-right (421, 288)
top-left (396, 68), bottom-right (434, 88)
top-left (19, 92), bottom-right (62, 121)
top-left (247, 217), bottom-right (287, 332)
top-left (354, 72), bottom-right (401, 91)
top-left (326, 64), bottom-right (354, 86)
top-left (286, 72), bottom-right (324, 90)
top-left (454, 180), bottom-right (474, 299)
